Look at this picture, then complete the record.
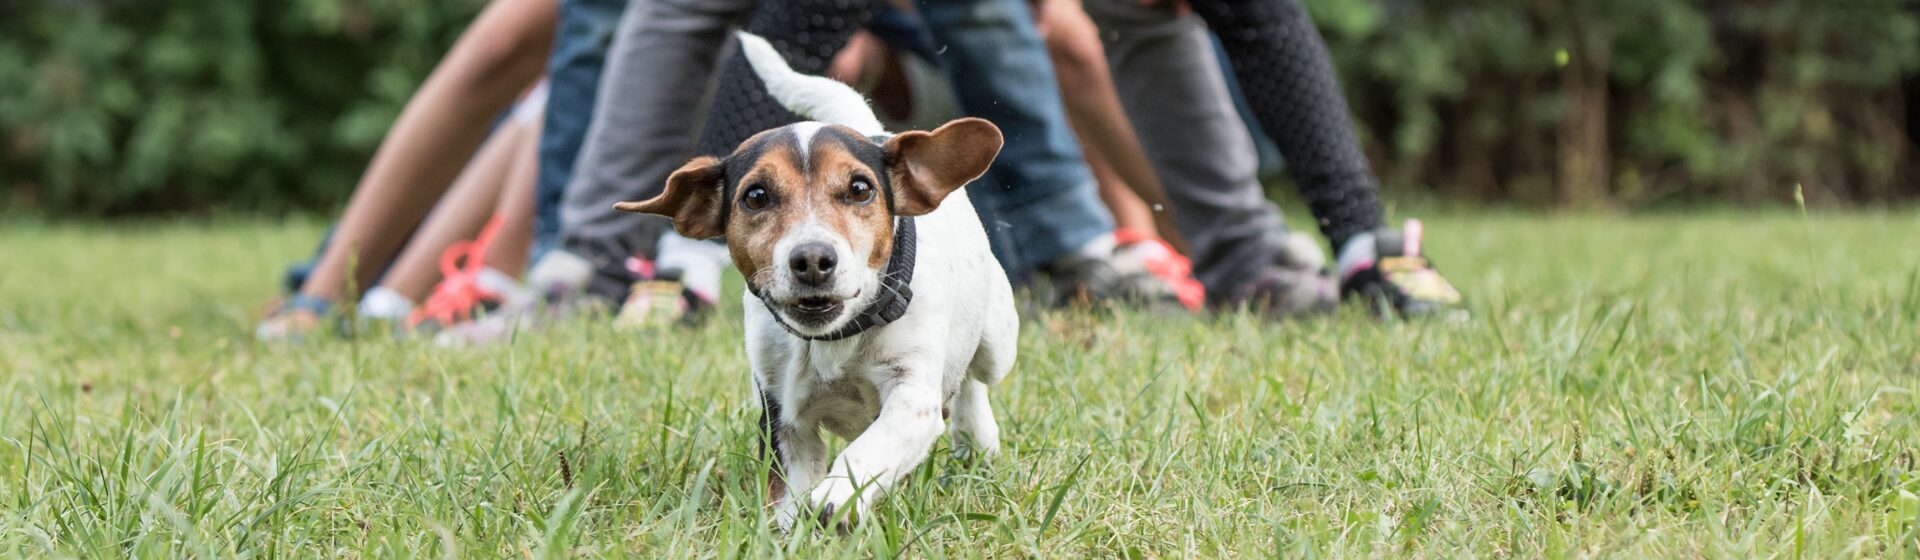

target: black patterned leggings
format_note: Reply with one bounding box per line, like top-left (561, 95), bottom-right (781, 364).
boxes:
top-left (1188, 0), bottom-right (1384, 250)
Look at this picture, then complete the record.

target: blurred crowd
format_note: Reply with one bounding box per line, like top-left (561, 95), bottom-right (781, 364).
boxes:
top-left (255, 0), bottom-right (1465, 343)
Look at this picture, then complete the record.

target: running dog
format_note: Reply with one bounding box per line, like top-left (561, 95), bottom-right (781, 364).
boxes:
top-left (615, 32), bottom-right (1016, 531)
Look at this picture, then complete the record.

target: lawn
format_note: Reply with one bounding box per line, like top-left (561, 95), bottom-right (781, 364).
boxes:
top-left (1, 211), bottom-right (1916, 557)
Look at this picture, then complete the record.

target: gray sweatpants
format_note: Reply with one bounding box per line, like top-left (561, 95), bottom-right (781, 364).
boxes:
top-left (1086, 0), bottom-right (1311, 303)
top-left (557, 0), bottom-right (755, 264)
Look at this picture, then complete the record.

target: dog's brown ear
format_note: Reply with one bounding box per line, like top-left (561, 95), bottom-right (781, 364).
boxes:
top-left (883, 117), bottom-right (1003, 216)
top-left (613, 156), bottom-right (727, 239)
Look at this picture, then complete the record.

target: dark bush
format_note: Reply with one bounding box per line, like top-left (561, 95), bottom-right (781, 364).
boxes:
top-left (0, 0), bottom-right (485, 215)
top-left (1310, 0), bottom-right (1920, 208)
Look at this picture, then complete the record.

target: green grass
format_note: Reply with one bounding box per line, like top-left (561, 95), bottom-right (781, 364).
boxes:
top-left (2, 212), bottom-right (1917, 557)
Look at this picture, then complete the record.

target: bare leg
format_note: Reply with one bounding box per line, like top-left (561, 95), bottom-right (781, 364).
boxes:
top-left (482, 120), bottom-right (541, 278)
top-left (1086, 143), bottom-right (1159, 236)
top-left (298, 0), bottom-right (556, 304)
top-left (378, 116), bottom-right (538, 302)
top-left (1037, 0), bottom-right (1189, 254)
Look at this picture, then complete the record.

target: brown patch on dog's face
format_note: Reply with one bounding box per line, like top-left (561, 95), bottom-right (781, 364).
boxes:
top-left (717, 125), bottom-right (894, 288)
top-left (812, 137), bottom-right (897, 271)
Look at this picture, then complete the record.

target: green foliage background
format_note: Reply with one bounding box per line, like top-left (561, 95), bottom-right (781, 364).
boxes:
top-left (0, 0), bottom-right (488, 215)
top-left (1310, 0), bottom-right (1920, 207)
top-left (4, 0), bottom-right (1917, 215)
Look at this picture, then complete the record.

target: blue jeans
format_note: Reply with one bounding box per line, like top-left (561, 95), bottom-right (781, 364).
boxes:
top-left (918, 0), bottom-right (1112, 277)
top-left (533, 0), bottom-right (626, 259)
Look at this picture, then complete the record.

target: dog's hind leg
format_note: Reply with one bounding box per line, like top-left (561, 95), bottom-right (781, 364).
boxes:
top-left (967, 306), bottom-right (1018, 387)
top-left (952, 330), bottom-right (1013, 459)
top-left (947, 377), bottom-right (1000, 460)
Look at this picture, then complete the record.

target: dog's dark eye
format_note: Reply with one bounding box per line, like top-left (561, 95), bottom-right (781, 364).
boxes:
top-left (741, 184), bottom-right (774, 212)
top-left (844, 178), bottom-right (876, 205)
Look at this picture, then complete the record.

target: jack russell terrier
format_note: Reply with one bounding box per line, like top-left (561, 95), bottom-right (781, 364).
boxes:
top-left (615, 32), bottom-right (1017, 531)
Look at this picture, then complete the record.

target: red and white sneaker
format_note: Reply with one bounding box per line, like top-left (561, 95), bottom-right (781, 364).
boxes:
top-left (1114, 228), bottom-right (1206, 312)
top-left (409, 215), bottom-right (527, 329)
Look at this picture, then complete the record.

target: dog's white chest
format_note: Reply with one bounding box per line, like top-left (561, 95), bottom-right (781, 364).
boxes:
top-left (771, 338), bottom-right (881, 436)
top-left (800, 338), bottom-right (868, 382)
top-left (797, 370), bottom-right (882, 438)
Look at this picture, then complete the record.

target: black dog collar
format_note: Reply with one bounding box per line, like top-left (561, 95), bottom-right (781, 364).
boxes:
top-left (752, 216), bottom-right (916, 341)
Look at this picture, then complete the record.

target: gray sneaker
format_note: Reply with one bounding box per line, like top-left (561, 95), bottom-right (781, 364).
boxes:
top-left (1235, 265), bottom-right (1338, 319)
top-left (1227, 231), bottom-right (1338, 319)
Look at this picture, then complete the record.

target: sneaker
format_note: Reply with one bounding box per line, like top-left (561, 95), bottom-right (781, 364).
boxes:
top-left (1238, 265), bottom-right (1338, 318)
top-left (614, 271), bottom-right (717, 330)
top-left (1224, 231), bottom-right (1337, 319)
top-left (408, 216), bottom-right (526, 330)
top-left (610, 233), bottom-right (728, 329)
top-left (1113, 229), bottom-right (1205, 312)
top-left (1337, 219), bottom-right (1465, 319)
top-left (432, 248), bottom-right (610, 347)
top-left (254, 293), bottom-right (333, 342)
top-left (1040, 233), bottom-right (1190, 312)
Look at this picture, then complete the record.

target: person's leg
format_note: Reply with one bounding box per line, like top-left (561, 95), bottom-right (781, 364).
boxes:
top-left (360, 107), bottom-right (545, 326)
top-left (1088, 0), bottom-right (1330, 314)
top-left (373, 109), bottom-right (538, 305)
top-left (1035, 0), bottom-right (1188, 256)
top-left (404, 122), bottom-right (545, 328)
top-left (438, 0), bottom-right (757, 345)
top-left (552, 0), bottom-right (758, 299)
top-left (1189, 0), bottom-right (1462, 317)
top-left (531, 0), bottom-right (628, 259)
top-left (1185, 0), bottom-right (1381, 253)
top-left (297, 0), bottom-right (557, 304)
top-left (484, 126), bottom-right (541, 278)
top-left (1088, 147), bottom-right (1207, 310)
top-left (916, 0), bottom-right (1114, 277)
top-left (1087, 151), bottom-right (1156, 236)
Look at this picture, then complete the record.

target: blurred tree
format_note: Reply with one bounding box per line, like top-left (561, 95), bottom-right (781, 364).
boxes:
top-left (0, 0), bottom-right (485, 215)
top-left (1308, 0), bottom-right (1920, 208)
top-left (2, 0), bottom-right (1916, 215)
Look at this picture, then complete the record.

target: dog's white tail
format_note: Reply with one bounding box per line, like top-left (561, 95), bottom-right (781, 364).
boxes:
top-left (736, 31), bottom-right (887, 137)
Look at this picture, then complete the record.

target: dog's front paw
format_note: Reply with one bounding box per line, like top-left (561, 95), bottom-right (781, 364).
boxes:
top-left (807, 479), bottom-right (869, 533)
top-left (773, 499), bottom-right (803, 533)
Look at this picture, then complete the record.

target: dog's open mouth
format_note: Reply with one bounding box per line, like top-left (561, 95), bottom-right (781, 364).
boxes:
top-left (792, 296), bottom-right (839, 313)
top-left (783, 295), bottom-right (847, 326)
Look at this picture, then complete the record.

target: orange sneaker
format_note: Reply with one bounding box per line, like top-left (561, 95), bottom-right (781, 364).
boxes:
top-left (1113, 228), bottom-right (1206, 312)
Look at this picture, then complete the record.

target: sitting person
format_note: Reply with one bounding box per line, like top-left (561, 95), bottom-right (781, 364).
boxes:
top-left (258, 82), bottom-right (548, 340)
top-left (257, 0), bottom-right (566, 341)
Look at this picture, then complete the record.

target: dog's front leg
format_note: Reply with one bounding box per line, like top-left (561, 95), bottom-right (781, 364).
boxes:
top-left (809, 364), bottom-right (945, 528)
top-left (770, 418), bottom-right (828, 532)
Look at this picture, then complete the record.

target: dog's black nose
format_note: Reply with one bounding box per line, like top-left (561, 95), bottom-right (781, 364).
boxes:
top-left (788, 242), bottom-right (837, 286)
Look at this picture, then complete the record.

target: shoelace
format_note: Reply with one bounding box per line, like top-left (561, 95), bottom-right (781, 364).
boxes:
top-left (1114, 228), bottom-right (1206, 311)
top-left (409, 215), bottom-right (506, 328)
top-left (1403, 218), bottom-right (1423, 257)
